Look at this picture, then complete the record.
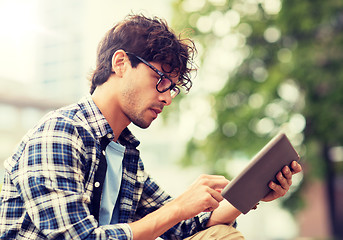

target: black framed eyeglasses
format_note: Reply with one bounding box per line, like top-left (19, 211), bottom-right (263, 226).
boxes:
top-left (126, 52), bottom-right (180, 98)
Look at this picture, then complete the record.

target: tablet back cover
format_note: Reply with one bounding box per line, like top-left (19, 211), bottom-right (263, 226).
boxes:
top-left (221, 133), bottom-right (300, 214)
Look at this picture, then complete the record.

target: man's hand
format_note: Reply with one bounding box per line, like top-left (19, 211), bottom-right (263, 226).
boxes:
top-left (170, 174), bottom-right (229, 221)
top-left (129, 175), bottom-right (229, 240)
top-left (262, 160), bottom-right (302, 202)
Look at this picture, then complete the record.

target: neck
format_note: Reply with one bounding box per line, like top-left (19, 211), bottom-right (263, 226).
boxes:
top-left (91, 86), bottom-right (130, 142)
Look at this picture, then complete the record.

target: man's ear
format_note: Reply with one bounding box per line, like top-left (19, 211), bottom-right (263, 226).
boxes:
top-left (111, 50), bottom-right (130, 77)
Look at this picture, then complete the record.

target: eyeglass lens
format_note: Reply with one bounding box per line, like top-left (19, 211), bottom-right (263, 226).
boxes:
top-left (157, 77), bottom-right (180, 98)
top-left (126, 52), bottom-right (180, 97)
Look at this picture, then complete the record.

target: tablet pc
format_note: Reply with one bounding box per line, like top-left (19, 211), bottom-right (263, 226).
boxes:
top-left (221, 133), bottom-right (300, 214)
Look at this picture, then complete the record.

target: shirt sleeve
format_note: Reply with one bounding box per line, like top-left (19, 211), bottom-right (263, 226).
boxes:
top-left (134, 173), bottom-right (212, 239)
top-left (8, 117), bottom-right (133, 240)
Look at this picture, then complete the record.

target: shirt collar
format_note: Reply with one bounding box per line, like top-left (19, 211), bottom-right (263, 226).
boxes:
top-left (118, 127), bottom-right (140, 148)
top-left (78, 95), bottom-right (140, 148)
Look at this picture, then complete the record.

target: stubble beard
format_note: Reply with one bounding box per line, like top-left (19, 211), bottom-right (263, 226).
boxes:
top-left (122, 94), bottom-right (152, 129)
top-left (130, 112), bottom-right (152, 129)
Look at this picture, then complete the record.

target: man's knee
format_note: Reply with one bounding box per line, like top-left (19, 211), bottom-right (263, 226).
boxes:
top-left (207, 224), bottom-right (244, 239)
top-left (186, 224), bottom-right (245, 240)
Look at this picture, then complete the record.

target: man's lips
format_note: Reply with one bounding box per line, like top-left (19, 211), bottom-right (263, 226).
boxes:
top-left (150, 108), bottom-right (162, 118)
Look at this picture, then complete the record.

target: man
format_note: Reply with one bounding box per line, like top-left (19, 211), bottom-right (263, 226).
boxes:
top-left (0, 14), bottom-right (302, 239)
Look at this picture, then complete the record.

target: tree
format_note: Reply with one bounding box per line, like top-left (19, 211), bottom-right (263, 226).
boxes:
top-left (171, 0), bottom-right (343, 238)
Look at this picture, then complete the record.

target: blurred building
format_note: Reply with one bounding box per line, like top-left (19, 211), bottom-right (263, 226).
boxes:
top-left (36, 0), bottom-right (88, 100)
top-left (0, 0), bottom-right (90, 176)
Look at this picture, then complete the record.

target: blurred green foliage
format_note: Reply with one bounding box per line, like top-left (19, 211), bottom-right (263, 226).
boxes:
top-left (171, 0), bottom-right (343, 214)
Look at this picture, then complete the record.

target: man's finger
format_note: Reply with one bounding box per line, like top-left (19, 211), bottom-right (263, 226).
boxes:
top-left (207, 187), bottom-right (224, 203)
top-left (290, 161), bottom-right (302, 174)
top-left (196, 175), bottom-right (229, 190)
top-left (276, 172), bottom-right (291, 191)
top-left (269, 181), bottom-right (287, 197)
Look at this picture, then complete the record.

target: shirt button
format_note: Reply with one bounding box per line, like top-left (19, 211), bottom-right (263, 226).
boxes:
top-left (102, 150), bottom-right (106, 156)
top-left (107, 133), bottom-right (113, 139)
top-left (94, 182), bottom-right (100, 188)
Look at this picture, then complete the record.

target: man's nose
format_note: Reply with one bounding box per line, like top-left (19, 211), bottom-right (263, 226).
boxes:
top-left (159, 90), bottom-right (172, 106)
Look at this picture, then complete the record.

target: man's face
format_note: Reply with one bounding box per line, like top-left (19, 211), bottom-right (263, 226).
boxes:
top-left (119, 60), bottom-right (176, 129)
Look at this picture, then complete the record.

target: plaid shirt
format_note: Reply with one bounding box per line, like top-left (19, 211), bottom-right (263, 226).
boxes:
top-left (0, 96), bottom-right (211, 240)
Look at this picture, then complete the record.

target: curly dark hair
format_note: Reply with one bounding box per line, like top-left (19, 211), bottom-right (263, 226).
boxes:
top-left (89, 14), bottom-right (197, 94)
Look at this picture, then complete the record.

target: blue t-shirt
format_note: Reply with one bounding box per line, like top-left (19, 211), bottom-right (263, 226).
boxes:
top-left (99, 141), bottom-right (125, 225)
